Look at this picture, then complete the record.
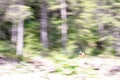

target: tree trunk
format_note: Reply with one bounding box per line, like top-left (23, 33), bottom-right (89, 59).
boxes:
top-left (11, 23), bottom-right (17, 43)
top-left (98, 21), bottom-right (104, 36)
top-left (96, 0), bottom-right (105, 37)
top-left (113, 28), bottom-right (120, 56)
top-left (40, 0), bottom-right (48, 48)
top-left (0, 28), bottom-right (6, 39)
top-left (60, 0), bottom-right (68, 48)
top-left (0, 18), bottom-right (7, 39)
top-left (0, 17), bottom-right (3, 22)
top-left (16, 20), bottom-right (24, 55)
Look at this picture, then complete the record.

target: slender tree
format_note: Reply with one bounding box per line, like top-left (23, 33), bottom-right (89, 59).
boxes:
top-left (40, 0), bottom-right (49, 48)
top-left (7, 0), bottom-right (24, 43)
top-left (16, 19), bottom-right (24, 55)
top-left (60, 0), bottom-right (68, 48)
top-left (4, 5), bottom-right (32, 55)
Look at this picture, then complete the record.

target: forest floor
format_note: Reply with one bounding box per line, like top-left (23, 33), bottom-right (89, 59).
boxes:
top-left (0, 55), bottom-right (120, 80)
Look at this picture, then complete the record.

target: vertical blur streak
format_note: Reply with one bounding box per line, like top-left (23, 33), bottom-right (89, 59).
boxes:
top-left (60, 0), bottom-right (68, 49)
top-left (113, 28), bottom-right (120, 56)
top-left (16, 20), bottom-right (24, 55)
top-left (40, 0), bottom-right (49, 48)
top-left (11, 23), bottom-right (17, 43)
top-left (96, 0), bottom-right (105, 36)
top-left (15, 0), bottom-right (24, 55)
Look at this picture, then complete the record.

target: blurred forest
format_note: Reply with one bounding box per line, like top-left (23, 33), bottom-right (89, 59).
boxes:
top-left (1, 0), bottom-right (120, 80)
top-left (0, 0), bottom-right (120, 58)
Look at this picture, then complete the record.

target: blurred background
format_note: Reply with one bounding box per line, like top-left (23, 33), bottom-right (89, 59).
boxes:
top-left (0, 0), bottom-right (120, 80)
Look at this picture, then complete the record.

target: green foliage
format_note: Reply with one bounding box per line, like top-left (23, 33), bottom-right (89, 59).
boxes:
top-left (24, 19), bottom-right (42, 54)
top-left (0, 40), bottom-right (18, 59)
top-left (1, 0), bottom-right (120, 58)
top-left (4, 5), bottom-right (32, 22)
top-left (49, 51), bottom-right (79, 75)
top-left (48, 18), bottom-right (62, 49)
top-left (55, 61), bottom-right (79, 75)
top-left (0, 41), bottom-right (12, 52)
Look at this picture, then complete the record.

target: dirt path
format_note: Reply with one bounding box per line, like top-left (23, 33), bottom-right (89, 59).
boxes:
top-left (0, 56), bottom-right (120, 80)
top-left (77, 57), bottom-right (120, 80)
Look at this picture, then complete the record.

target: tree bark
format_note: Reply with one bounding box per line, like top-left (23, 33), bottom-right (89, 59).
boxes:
top-left (16, 20), bottom-right (24, 55)
top-left (16, 0), bottom-right (24, 55)
top-left (11, 23), bottom-right (17, 43)
top-left (40, 0), bottom-right (48, 48)
top-left (60, 0), bottom-right (68, 48)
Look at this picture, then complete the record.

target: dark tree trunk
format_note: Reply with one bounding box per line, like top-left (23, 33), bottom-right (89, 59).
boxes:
top-left (0, 17), bottom-right (7, 39)
top-left (0, 27), bottom-right (6, 39)
top-left (40, 0), bottom-right (48, 48)
top-left (60, 0), bottom-right (68, 48)
top-left (0, 17), bottom-right (3, 22)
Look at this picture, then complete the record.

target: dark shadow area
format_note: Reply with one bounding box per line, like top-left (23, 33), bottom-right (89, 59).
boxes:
top-left (0, 55), bottom-right (19, 65)
top-left (48, 18), bottom-right (62, 49)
